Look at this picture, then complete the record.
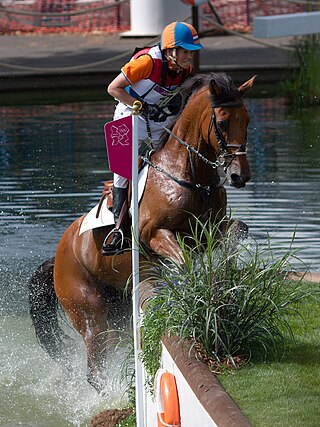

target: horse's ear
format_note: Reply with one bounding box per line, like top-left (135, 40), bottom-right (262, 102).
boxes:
top-left (209, 79), bottom-right (222, 97)
top-left (238, 75), bottom-right (258, 97)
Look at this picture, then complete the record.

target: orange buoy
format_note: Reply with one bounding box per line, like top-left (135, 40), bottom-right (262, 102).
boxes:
top-left (156, 369), bottom-right (181, 427)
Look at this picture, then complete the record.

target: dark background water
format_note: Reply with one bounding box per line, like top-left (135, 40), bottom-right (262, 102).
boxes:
top-left (0, 100), bottom-right (114, 315)
top-left (232, 99), bottom-right (320, 269)
top-left (0, 96), bottom-right (319, 426)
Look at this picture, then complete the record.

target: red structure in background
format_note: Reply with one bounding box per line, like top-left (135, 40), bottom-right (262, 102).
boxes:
top-left (0, 0), bottom-right (316, 35)
top-left (0, 0), bottom-right (130, 33)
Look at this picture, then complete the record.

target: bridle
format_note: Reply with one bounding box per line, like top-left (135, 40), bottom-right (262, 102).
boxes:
top-left (142, 97), bottom-right (248, 199)
top-left (209, 98), bottom-right (247, 173)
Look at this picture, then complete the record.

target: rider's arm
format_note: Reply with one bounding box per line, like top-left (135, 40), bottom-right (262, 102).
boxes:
top-left (107, 55), bottom-right (153, 106)
top-left (107, 73), bottom-right (137, 106)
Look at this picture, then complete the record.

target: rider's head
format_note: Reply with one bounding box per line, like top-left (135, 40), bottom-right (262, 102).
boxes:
top-left (160, 21), bottom-right (204, 70)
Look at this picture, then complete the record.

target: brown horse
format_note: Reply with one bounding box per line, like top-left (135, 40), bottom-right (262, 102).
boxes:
top-left (28, 72), bottom-right (256, 390)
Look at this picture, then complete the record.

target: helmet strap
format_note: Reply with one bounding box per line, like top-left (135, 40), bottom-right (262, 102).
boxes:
top-left (166, 48), bottom-right (183, 71)
top-left (167, 48), bottom-right (177, 62)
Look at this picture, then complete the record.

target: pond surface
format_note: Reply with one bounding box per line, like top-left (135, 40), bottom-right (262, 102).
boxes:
top-left (0, 96), bottom-right (319, 426)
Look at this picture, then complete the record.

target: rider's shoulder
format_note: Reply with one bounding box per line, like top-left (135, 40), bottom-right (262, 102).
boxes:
top-left (122, 54), bottom-right (154, 82)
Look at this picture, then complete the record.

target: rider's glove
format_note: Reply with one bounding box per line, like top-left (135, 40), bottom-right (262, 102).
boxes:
top-left (167, 93), bottom-right (182, 115)
top-left (142, 102), bottom-right (166, 122)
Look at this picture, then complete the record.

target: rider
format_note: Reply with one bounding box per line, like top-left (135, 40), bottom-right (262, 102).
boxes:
top-left (102, 21), bottom-right (204, 256)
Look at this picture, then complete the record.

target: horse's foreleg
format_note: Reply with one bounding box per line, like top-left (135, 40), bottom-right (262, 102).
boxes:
top-left (208, 186), bottom-right (248, 241)
top-left (149, 228), bottom-right (183, 264)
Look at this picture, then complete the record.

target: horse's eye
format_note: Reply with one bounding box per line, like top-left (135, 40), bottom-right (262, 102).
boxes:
top-left (217, 120), bottom-right (228, 133)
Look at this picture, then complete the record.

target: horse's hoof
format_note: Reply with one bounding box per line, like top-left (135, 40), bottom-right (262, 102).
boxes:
top-left (229, 220), bottom-right (249, 239)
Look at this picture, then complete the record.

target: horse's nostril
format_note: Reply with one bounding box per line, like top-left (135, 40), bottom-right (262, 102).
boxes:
top-left (231, 174), bottom-right (240, 182)
top-left (230, 174), bottom-right (245, 188)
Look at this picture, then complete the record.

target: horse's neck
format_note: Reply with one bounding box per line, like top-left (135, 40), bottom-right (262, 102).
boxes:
top-left (154, 99), bottom-right (217, 178)
top-left (156, 102), bottom-right (203, 162)
top-left (154, 123), bottom-right (198, 171)
top-left (151, 132), bottom-right (219, 190)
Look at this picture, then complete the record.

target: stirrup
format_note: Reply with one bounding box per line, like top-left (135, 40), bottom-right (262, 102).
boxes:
top-left (102, 228), bottom-right (126, 256)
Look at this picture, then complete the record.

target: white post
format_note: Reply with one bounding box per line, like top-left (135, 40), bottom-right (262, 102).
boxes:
top-left (131, 101), bottom-right (145, 427)
top-left (125, 0), bottom-right (190, 36)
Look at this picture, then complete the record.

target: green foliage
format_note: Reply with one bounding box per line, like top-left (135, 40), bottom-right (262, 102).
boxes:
top-left (219, 281), bottom-right (320, 427)
top-left (282, 34), bottom-right (320, 107)
top-left (116, 411), bottom-right (136, 427)
top-left (141, 218), bottom-right (311, 383)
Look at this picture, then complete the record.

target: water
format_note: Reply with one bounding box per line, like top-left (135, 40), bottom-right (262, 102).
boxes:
top-left (0, 96), bottom-right (319, 426)
top-left (228, 99), bottom-right (320, 270)
top-left (0, 100), bottom-right (130, 427)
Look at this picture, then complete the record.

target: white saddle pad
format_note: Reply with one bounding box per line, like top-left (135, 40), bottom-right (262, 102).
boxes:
top-left (79, 164), bottom-right (149, 235)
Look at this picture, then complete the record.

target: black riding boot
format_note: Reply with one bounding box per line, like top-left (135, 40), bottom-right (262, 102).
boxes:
top-left (102, 186), bottom-right (128, 256)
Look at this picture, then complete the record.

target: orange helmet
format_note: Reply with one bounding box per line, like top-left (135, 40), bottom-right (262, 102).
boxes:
top-left (160, 21), bottom-right (203, 51)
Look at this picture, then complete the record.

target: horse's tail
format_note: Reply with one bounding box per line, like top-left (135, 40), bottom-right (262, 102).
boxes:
top-left (28, 257), bottom-right (72, 360)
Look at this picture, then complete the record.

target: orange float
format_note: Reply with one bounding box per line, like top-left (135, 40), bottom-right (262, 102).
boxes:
top-left (156, 369), bottom-right (181, 427)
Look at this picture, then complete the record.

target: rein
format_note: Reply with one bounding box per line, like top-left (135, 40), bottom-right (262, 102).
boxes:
top-left (161, 124), bottom-right (226, 170)
top-left (142, 154), bottom-right (220, 198)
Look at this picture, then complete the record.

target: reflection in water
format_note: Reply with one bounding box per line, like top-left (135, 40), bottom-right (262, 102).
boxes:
top-left (0, 97), bottom-right (319, 426)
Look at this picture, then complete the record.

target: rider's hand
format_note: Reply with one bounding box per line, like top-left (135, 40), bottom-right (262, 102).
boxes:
top-left (141, 102), bottom-right (162, 121)
top-left (167, 93), bottom-right (182, 115)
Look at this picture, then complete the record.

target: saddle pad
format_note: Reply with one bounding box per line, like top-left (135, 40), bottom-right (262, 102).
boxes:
top-left (79, 164), bottom-right (149, 235)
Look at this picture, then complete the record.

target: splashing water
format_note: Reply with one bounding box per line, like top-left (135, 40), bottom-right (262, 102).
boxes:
top-left (0, 315), bottom-right (131, 427)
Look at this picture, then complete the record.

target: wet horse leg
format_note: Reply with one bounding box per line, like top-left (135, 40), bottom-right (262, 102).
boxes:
top-left (207, 186), bottom-right (248, 241)
top-left (218, 215), bottom-right (249, 243)
top-left (55, 270), bottom-right (111, 390)
top-left (69, 292), bottom-right (110, 391)
top-left (149, 228), bottom-right (183, 264)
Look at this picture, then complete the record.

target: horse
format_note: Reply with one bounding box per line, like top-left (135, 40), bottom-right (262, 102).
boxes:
top-left (28, 72), bottom-right (256, 390)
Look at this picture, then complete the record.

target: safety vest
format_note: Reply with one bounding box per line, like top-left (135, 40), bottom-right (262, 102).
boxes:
top-left (126, 45), bottom-right (190, 105)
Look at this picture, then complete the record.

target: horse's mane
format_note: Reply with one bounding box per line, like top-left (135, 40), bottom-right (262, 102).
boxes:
top-left (156, 72), bottom-right (238, 150)
top-left (181, 72), bottom-right (238, 105)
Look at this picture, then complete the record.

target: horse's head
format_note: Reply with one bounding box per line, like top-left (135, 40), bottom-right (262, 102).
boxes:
top-left (205, 73), bottom-right (256, 188)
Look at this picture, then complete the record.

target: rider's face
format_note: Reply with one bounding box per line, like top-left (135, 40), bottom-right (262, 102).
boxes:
top-left (167, 48), bottom-right (194, 70)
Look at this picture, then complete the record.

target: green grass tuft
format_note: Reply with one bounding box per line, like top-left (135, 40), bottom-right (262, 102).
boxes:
top-left (116, 411), bottom-right (136, 427)
top-left (141, 218), bottom-right (312, 384)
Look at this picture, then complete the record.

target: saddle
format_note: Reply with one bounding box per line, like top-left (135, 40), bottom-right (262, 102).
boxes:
top-left (96, 157), bottom-right (145, 227)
